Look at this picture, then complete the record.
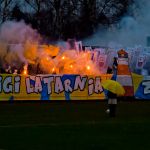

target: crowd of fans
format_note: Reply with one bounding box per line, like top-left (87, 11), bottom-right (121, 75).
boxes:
top-left (0, 63), bottom-right (23, 75)
top-left (0, 63), bottom-right (44, 75)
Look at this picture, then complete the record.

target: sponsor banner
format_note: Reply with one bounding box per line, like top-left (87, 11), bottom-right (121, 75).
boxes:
top-left (0, 74), bottom-right (113, 100)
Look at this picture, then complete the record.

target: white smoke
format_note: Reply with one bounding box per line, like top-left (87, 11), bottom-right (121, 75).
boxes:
top-left (83, 0), bottom-right (150, 47)
top-left (0, 20), bottom-right (40, 68)
top-left (0, 20), bottom-right (40, 44)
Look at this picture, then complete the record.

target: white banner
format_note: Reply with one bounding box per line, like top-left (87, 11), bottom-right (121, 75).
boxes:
top-left (94, 48), bottom-right (106, 55)
top-left (84, 46), bottom-right (92, 51)
top-left (136, 55), bottom-right (146, 69)
top-left (97, 55), bottom-right (107, 73)
top-left (75, 41), bottom-right (82, 53)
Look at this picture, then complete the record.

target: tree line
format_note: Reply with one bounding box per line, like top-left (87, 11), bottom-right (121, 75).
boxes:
top-left (0, 0), bottom-right (134, 41)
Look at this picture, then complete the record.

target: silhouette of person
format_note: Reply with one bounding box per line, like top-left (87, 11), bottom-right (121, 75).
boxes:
top-left (112, 57), bottom-right (118, 75)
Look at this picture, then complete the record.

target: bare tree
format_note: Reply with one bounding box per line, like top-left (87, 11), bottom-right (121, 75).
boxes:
top-left (96, 0), bottom-right (134, 24)
top-left (0, 0), bottom-right (15, 23)
top-left (0, 0), bottom-right (134, 40)
top-left (40, 0), bottom-right (80, 39)
top-left (24, 0), bottom-right (45, 14)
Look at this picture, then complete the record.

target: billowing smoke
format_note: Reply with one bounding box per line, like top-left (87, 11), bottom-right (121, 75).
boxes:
top-left (0, 20), bottom-right (40, 70)
top-left (0, 20), bottom-right (101, 75)
top-left (83, 0), bottom-right (150, 47)
top-left (82, 0), bottom-right (150, 75)
top-left (0, 20), bottom-right (40, 44)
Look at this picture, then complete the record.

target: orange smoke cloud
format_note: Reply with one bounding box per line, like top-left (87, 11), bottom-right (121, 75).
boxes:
top-left (35, 46), bottom-right (101, 75)
top-left (23, 41), bottom-right (38, 64)
top-left (0, 21), bottom-right (102, 76)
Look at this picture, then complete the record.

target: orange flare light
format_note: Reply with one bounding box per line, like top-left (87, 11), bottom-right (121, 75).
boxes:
top-left (23, 70), bottom-right (27, 75)
top-left (23, 65), bottom-right (28, 75)
top-left (52, 68), bottom-right (55, 72)
top-left (87, 65), bottom-right (90, 70)
top-left (62, 56), bottom-right (65, 60)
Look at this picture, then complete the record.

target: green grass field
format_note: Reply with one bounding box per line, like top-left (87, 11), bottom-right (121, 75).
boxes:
top-left (0, 100), bottom-right (150, 150)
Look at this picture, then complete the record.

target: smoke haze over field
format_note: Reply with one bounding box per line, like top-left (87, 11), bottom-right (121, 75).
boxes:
top-left (83, 0), bottom-right (150, 47)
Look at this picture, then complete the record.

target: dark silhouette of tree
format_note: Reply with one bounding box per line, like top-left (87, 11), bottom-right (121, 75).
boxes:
top-left (11, 5), bottom-right (25, 21)
top-left (0, 0), bottom-right (14, 23)
top-left (78, 0), bottom-right (97, 38)
top-left (0, 0), bottom-right (135, 40)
